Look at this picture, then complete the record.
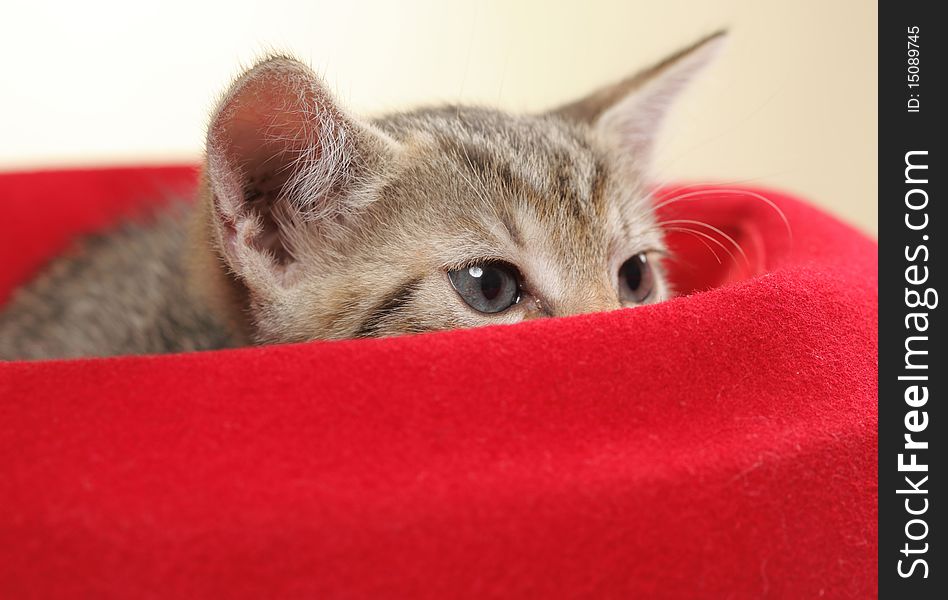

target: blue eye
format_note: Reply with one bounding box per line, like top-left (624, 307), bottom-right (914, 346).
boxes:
top-left (449, 262), bottom-right (521, 314)
top-left (618, 253), bottom-right (654, 303)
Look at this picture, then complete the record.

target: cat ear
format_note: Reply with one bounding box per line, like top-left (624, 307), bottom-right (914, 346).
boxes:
top-left (205, 56), bottom-right (395, 289)
top-left (552, 31), bottom-right (726, 171)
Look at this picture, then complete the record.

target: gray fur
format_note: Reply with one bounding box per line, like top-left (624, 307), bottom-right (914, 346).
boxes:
top-left (0, 33), bottom-right (725, 360)
top-left (0, 211), bottom-right (235, 359)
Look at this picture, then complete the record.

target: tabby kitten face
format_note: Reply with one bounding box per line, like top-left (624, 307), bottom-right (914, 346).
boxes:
top-left (200, 33), bottom-right (724, 343)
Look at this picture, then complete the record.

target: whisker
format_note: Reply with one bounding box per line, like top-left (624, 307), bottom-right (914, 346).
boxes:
top-left (653, 188), bottom-right (792, 244)
top-left (664, 228), bottom-right (722, 265)
top-left (663, 226), bottom-right (739, 267)
top-left (659, 218), bottom-right (750, 267)
top-left (650, 169), bottom-right (801, 199)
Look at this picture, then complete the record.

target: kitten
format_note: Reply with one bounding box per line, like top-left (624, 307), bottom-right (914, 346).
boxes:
top-left (0, 32), bottom-right (724, 360)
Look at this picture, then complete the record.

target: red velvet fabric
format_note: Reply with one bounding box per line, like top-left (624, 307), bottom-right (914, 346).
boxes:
top-left (0, 167), bottom-right (877, 598)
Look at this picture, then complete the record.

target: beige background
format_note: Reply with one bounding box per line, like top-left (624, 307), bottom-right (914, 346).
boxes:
top-left (0, 0), bottom-right (877, 233)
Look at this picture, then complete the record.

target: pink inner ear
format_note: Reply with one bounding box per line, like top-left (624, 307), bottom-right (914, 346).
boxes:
top-left (213, 66), bottom-right (315, 201)
top-left (207, 62), bottom-right (328, 266)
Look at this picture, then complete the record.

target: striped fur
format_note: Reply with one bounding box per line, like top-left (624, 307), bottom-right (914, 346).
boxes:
top-left (0, 33), bottom-right (724, 359)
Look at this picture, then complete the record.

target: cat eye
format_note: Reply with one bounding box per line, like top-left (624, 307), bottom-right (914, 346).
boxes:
top-left (618, 253), bottom-right (654, 303)
top-left (448, 261), bottom-right (521, 314)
